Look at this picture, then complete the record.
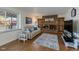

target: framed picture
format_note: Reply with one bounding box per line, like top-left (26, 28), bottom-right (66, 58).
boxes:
top-left (71, 8), bottom-right (76, 17)
top-left (26, 17), bottom-right (32, 24)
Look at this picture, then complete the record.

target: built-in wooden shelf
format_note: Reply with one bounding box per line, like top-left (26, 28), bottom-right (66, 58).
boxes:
top-left (38, 15), bottom-right (64, 34)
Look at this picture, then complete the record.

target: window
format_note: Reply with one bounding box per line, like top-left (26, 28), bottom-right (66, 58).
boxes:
top-left (6, 12), bottom-right (17, 30)
top-left (0, 9), bottom-right (20, 32)
top-left (0, 10), bottom-right (6, 32)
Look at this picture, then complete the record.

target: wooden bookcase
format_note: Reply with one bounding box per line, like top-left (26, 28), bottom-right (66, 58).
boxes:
top-left (38, 15), bottom-right (64, 34)
top-left (38, 19), bottom-right (45, 29)
top-left (57, 17), bottom-right (64, 34)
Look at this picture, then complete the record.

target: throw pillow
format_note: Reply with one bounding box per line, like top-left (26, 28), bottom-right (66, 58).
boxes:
top-left (34, 27), bottom-right (37, 30)
top-left (29, 27), bottom-right (34, 32)
top-left (29, 29), bottom-right (32, 32)
top-left (73, 32), bottom-right (79, 39)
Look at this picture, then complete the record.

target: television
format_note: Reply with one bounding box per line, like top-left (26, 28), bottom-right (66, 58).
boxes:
top-left (26, 17), bottom-right (32, 24)
top-left (64, 20), bottom-right (73, 33)
top-left (64, 20), bottom-right (73, 38)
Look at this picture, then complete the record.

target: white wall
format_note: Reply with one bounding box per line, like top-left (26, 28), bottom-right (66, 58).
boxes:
top-left (0, 30), bottom-right (21, 46)
top-left (65, 7), bottom-right (79, 33)
top-left (65, 8), bottom-right (79, 20)
top-left (0, 7), bottom-right (25, 46)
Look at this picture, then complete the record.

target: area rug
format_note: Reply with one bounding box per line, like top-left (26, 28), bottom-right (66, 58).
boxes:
top-left (33, 33), bottom-right (59, 50)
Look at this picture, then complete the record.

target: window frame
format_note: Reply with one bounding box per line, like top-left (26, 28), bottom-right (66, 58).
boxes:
top-left (0, 9), bottom-right (21, 33)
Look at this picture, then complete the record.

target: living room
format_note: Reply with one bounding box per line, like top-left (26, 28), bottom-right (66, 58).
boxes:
top-left (0, 7), bottom-right (79, 51)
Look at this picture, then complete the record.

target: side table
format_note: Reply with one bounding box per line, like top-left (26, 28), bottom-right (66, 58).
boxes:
top-left (18, 33), bottom-right (28, 43)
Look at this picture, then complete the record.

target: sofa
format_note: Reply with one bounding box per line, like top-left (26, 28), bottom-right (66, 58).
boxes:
top-left (28, 28), bottom-right (41, 39)
top-left (24, 25), bottom-right (41, 39)
top-left (61, 30), bottom-right (79, 49)
top-left (62, 31), bottom-right (74, 48)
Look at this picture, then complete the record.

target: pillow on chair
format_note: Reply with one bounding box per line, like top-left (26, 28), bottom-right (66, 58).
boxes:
top-left (34, 27), bottom-right (37, 30)
top-left (29, 27), bottom-right (34, 32)
top-left (73, 32), bottom-right (79, 39)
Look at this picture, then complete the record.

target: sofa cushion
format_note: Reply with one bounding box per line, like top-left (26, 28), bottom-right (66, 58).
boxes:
top-left (29, 27), bottom-right (34, 32)
top-left (62, 30), bottom-right (74, 43)
top-left (24, 28), bottom-right (30, 33)
top-left (64, 30), bottom-right (72, 38)
top-left (63, 36), bottom-right (74, 43)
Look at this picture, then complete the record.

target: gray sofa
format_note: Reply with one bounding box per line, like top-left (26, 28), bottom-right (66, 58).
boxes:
top-left (24, 25), bottom-right (41, 39)
top-left (28, 28), bottom-right (41, 39)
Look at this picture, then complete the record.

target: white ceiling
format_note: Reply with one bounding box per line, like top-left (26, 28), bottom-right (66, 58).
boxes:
top-left (15, 7), bottom-right (70, 16)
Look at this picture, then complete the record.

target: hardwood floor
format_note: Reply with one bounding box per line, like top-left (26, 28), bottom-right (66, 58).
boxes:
top-left (0, 33), bottom-right (79, 51)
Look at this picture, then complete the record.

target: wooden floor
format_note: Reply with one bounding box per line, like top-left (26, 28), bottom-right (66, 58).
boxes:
top-left (0, 33), bottom-right (79, 51)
